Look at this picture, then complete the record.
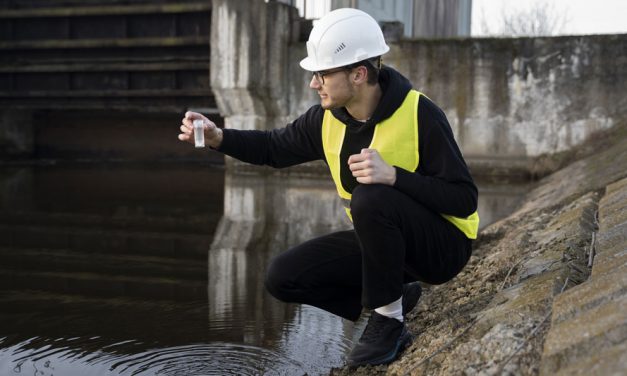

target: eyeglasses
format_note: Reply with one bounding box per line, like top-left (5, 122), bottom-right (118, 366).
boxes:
top-left (312, 66), bottom-right (351, 85)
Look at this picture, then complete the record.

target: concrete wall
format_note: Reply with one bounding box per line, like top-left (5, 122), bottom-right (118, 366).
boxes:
top-left (385, 35), bottom-right (627, 173)
top-left (209, 0), bottom-right (627, 176)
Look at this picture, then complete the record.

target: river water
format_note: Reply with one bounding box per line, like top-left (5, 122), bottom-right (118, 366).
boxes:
top-left (0, 164), bottom-right (528, 376)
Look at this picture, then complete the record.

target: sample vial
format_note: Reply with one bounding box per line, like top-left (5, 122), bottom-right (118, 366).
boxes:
top-left (193, 119), bottom-right (205, 148)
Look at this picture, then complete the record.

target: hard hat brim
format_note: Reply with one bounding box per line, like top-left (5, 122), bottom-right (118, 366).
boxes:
top-left (299, 56), bottom-right (319, 72)
top-left (299, 56), bottom-right (352, 72)
top-left (299, 45), bottom-right (389, 72)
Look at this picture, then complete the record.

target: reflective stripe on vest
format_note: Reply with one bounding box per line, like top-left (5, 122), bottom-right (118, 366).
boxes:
top-left (321, 89), bottom-right (480, 239)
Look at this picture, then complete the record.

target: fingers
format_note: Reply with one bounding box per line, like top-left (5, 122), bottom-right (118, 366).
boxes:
top-left (180, 111), bottom-right (218, 144)
top-left (348, 157), bottom-right (373, 183)
top-left (347, 148), bottom-right (392, 185)
top-left (179, 112), bottom-right (197, 143)
top-left (348, 149), bottom-right (376, 171)
top-left (180, 124), bottom-right (191, 135)
top-left (351, 168), bottom-right (373, 179)
top-left (182, 111), bottom-right (215, 128)
top-left (348, 148), bottom-right (377, 164)
top-left (348, 159), bottom-right (372, 173)
top-left (178, 129), bottom-right (191, 142)
top-left (178, 122), bottom-right (191, 140)
top-left (182, 112), bottom-right (199, 129)
top-left (347, 152), bottom-right (366, 165)
top-left (184, 111), bottom-right (202, 121)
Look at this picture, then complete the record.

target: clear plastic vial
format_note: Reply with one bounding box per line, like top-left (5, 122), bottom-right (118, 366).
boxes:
top-left (193, 119), bottom-right (205, 148)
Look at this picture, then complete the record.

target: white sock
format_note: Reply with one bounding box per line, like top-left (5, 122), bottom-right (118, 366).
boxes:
top-left (374, 296), bottom-right (403, 322)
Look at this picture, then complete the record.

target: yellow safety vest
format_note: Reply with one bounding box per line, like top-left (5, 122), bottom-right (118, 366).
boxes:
top-left (321, 89), bottom-right (480, 239)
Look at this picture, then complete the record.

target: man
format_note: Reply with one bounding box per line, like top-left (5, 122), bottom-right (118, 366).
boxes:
top-left (178, 8), bottom-right (479, 368)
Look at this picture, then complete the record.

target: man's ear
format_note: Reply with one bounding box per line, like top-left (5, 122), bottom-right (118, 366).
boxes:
top-left (352, 66), bottom-right (368, 84)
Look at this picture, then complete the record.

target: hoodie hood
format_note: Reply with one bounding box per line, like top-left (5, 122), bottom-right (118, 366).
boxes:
top-left (330, 66), bottom-right (413, 126)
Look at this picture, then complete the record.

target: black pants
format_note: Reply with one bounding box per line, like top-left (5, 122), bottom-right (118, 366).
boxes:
top-left (264, 184), bottom-right (472, 321)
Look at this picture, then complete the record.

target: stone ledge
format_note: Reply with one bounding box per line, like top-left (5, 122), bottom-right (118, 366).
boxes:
top-left (597, 205), bottom-right (627, 228)
top-left (539, 175), bottom-right (627, 375)
top-left (540, 294), bottom-right (627, 375)
top-left (554, 341), bottom-right (627, 376)
top-left (593, 249), bottom-right (627, 277)
top-left (550, 265), bottom-right (627, 324)
top-left (596, 221), bottom-right (627, 254)
top-left (593, 178), bottom-right (627, 278)
top-left (597, 176), bottom-right (627, 229)
top-left (603, 176), bottom-right (627, 197)
top-left (475, 270), bottom-right (567, 335)
top-left (530, 192), bottom-right (599, 249)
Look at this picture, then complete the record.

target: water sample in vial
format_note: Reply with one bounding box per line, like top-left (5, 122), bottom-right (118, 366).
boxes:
top-left (193, 119), bottom-right (205, 148)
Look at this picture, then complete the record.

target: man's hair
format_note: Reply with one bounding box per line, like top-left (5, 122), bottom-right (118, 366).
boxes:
top-left (363, 56), bottom-right (382, 85)
top-left (346, 56), bottom-right (382, 85)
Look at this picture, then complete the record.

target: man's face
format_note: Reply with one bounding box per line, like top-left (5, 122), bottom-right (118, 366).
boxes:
top-left (309, 68), bottom-right (355, 110)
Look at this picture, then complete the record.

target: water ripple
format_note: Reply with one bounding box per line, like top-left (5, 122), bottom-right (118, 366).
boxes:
top-left (2, 339), bottom-right (308, 376)
top-left (108, 343), bottom-right (306, 376)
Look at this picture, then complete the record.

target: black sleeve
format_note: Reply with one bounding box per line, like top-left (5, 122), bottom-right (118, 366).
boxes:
top-left (393, 96), bottom-right (478, 217)
top-left (216, 105), bottom-right (325, 168)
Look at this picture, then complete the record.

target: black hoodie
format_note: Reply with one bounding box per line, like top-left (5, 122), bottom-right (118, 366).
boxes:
top-left (218, 66), bottom-right (477, 218)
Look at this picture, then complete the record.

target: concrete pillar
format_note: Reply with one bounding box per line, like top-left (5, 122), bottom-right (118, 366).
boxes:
top-left (209, 0), bottom-right (304, 251)
top-left (0, 110), bottom-right (34, 157)
top-left (210, 0), bottom-right (298, 131)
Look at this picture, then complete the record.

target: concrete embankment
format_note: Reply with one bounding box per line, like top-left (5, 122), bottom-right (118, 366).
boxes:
top-left (334, 124), bottom-right (627, 375)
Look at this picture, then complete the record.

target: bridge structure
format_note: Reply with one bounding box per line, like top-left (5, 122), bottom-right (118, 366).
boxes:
top-left (0, 0), bottom-right (219, 159)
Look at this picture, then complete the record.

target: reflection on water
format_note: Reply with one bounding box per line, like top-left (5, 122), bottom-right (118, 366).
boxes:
top-left (0, 165), bottom-right (361, 376)
top-left (0, 164), bottom-right (528, 375)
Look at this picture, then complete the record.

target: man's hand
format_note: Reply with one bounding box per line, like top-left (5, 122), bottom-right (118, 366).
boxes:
top-left (178, 111), bottom-right (223, 149)
top-left (347, 148), bottom-right (396, 185)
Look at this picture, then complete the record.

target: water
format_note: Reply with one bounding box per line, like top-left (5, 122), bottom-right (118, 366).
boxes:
top-left (0, 164), bottom-right (527, 376)
top-left (0, 164), bottom-right (366, 376)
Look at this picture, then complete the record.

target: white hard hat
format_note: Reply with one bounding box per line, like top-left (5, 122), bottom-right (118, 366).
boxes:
top-left (300, 8), bottom-right (390, 72)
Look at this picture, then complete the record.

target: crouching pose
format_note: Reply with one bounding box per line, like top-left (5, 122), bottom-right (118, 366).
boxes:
top-left (178, 8), bottom-right (479, 368)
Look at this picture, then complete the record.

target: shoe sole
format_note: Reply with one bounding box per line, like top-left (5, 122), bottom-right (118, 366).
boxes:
top-left (347, 328), bottom-right (414, 368)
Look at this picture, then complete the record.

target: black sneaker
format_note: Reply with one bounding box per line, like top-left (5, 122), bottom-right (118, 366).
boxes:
top-left (402, 282), bottom-right (422, 316)
top-left (347, 312), bottom-right (413, 368)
